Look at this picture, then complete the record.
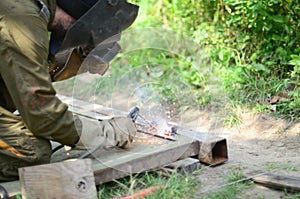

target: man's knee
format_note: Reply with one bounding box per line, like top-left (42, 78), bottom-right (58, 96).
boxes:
top-left (0, 138), bottom-right (52, 182)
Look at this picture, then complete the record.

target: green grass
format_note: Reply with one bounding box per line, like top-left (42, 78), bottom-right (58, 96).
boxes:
top-left (201, 168), bottom-right (253, 199)
top-left (123, 0), bottom-right (300, 122)
top-left (284, 193), bottom-right (300, 199)
top-left (223, 103), bottom-right (243, 128)
top-left (98, 170), bottom-right (199, 199)
top-left (202, 182), bottom-right (252, 199)
top-left (264, 162), bottom-right (298, 172)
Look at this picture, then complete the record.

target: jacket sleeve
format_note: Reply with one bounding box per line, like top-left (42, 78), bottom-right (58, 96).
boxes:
top-left (0, 1), bottom-right (79, 146)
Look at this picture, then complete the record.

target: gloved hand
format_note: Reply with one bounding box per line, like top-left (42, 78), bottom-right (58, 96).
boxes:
top-left (74, 115), bottom-right (136, 149)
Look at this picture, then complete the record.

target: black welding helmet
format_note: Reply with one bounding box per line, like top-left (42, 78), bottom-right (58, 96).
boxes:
top-left (49, 0), bottom-right (98, 55)
top-left (50, 0), bottom-right (139, 54)
top-left (57, 0), bottom-right (98, 20)
top-left (49, 0), bottom-right (139, 81)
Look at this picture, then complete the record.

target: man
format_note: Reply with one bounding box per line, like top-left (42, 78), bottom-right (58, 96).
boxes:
top-left (0, 0), bottom-right (136, 181)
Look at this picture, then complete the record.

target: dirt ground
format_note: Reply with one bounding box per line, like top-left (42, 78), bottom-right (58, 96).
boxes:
top-left (181, 109), bottom-right (300, 198)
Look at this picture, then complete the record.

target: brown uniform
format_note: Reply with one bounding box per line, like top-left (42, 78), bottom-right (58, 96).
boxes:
top-left (0, 0), bottom-right (80, 181)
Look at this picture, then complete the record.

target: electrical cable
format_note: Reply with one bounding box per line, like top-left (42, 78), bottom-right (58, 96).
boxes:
top-left (0, 185), bottom-right (8, 199)
top-left (78, 145), bottom-right (116, 159)
top-left (51, 144), bottom-right (65, 154)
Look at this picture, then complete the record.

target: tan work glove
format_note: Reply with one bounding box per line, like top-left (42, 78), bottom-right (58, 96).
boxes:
top-left (74, 115), bottom-right (136, 149)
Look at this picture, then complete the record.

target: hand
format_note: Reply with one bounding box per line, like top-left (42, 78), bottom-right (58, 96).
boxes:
top-left (108, 117), bottom-right (136, 148)
top-left (75, 115), bottom-right (136, 149)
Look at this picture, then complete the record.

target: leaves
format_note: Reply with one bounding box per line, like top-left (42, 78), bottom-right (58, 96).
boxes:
top-left (126, 0), bottom-right (299, 120)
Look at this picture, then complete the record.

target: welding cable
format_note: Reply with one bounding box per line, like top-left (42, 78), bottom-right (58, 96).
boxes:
top-left (0, 185), bottom-right (8, 199)
top-left (78, 144), bottom-right (103, 159)
top-left (52, 144), bottom-right (65, 154)
top-left (78, 145), bottom-right (117, 159)
top-left (52, 143), bottom-right (115, 158)
top-left (52, 143), bottom-right (115, 159)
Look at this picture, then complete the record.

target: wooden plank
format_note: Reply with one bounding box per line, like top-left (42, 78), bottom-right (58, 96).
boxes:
top-left (165, 158), bottom-right (201, 174)
top-left (52, 95), bottom-right (226, 183)
top-left (58, 95), bottom-right (177, 141)
top-left (51, 96), bottom-right (201, 185)
top-left (19, 159), bottom-right (97, 199)
top-left (92, 138), bottom-right (198, 184)
top-left (57, 94), bottom-right (228, 166)
top-left (252, 173), bottom-right (300, 192)
top-left (52, 132), bottom-right (199, 184)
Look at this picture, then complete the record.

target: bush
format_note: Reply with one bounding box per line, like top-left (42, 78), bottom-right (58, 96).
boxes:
top-left (127, 0), bottom-right (299, 120)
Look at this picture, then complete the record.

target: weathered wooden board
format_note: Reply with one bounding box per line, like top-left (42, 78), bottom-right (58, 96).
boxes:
top-left (52, 95), bottom-right (214, 184)
top-left (252, 173), bottom-right (300, 192)
top-left (19, 159), bottom-right (97, 199)
top-left (51, 128), bottom-right (199, 184)
top-left (56, 95), bottom-right (227, 179)
top-left (57, 94), bottom-right (228, 166)
top-left (166, 158), bottom-right (201, 174)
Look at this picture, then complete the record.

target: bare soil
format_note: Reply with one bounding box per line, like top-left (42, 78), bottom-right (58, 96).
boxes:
top-left (181, 109), bottom-right (300, 198)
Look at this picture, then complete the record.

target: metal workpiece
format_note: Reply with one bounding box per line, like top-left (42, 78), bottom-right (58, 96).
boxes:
top-left (176, 128), bottom-right (228, 166)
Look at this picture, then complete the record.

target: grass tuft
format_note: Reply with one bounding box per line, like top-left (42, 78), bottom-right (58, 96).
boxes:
top-left (98, 170), bottom-right (199, 199)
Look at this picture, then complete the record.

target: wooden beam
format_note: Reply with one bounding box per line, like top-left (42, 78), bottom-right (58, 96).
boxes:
top-left (18, 159), bottom-right (97, 199)
top-left (165, 157), bottom-right (201, 174)
top-left (92, 140), bottom-right (199, 184)
top-left (57, 94), bottom-right (228, 166)
top-left (51, 132), bottom-right (199, 185)
top-left (252, 173), bottom-right (300, 192)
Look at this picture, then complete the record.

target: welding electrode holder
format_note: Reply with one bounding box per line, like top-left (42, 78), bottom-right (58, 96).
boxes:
top-left (128, 106), bottom-right (140, 122)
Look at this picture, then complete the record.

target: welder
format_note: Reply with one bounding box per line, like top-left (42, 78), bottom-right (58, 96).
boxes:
top-left (0, 0), bottom-right (138, 181)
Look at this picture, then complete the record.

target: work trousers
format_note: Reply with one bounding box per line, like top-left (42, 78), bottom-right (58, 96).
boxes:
top-left (0, 107), bottom-right (51, 181)
top-left (0, 0), bottom-right (79, 181)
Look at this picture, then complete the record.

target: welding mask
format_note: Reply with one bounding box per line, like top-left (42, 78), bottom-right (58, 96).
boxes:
top-left (49, 0), bottom-right (98, 55)
top-left (49, 0), bottom-right (139, 81)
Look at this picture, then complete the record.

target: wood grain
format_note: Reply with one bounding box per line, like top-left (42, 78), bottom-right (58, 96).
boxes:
top-left (19, 159), bottom-right (97, 199)
top-left (252, 173), bottom-right (300, 192)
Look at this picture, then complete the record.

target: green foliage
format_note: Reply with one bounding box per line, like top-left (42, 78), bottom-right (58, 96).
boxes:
top-left (202, 0), bottom-right (299, 120)
top-left (110, 48), bottom-right (212, 111)
top-left (130, 0), bottom-right (299, 120)
top-left (224, 103), bottom-right (243, 128)
top-left (289, 54), bottom-right (300, 79)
